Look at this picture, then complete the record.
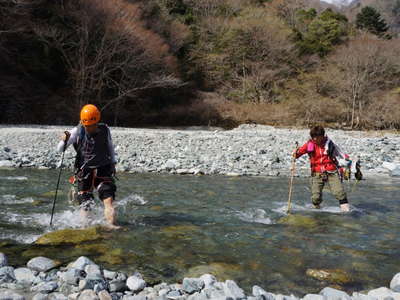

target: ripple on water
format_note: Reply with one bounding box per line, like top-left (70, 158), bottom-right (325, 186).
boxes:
top-left (236, 208), bottom-right (272, 225)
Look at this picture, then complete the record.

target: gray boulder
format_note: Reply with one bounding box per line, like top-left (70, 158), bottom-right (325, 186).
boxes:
top-left (0, 253), bottom-right (7, 268)
top-left (31, 281), bottom-right (58, 294)
top-left (223, 280), bottom-right (246, 300)
top-left (0, 267), bottom-right (16, 283)
top-left (252, 285), bottom-right (275, 300)
top-left (0, 289), bottom-right (25, 300)
top-left (182, 278), bottom-right (205, 295)
top-left (302, 295), bottom-right (324, 300)
top-left (126, 276), bottom-right (146, 293)
top-left (85, 265), bottom-right (103, 280)
top-left (391, 273), bottom-right (400, 292)
top-left (319, 287), bottom-right (350, 300)
top-left (27, 257), bottom-right (57, 272)
top-left (367, 287), bottom-right (398, 299)
top-left (14, 267), bottom-right (36, 284)
top-left (71, 257), bottom-right (96, 271)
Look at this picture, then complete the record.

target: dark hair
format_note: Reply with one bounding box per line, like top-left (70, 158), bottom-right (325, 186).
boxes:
top-left (310, 126), bottom-right (325, 138)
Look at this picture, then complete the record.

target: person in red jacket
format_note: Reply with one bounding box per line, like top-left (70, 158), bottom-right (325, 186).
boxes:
top-left (294, 126), bottom-right (350, 212)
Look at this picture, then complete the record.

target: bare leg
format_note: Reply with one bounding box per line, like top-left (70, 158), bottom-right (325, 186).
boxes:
top-left (103, 197), bottom-right (120, 229)
top-left (340, 203), bottom-right (350, 212)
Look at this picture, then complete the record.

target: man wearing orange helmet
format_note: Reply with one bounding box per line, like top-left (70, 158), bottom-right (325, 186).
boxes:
top-left (57, 104), bottom-right (119, 229)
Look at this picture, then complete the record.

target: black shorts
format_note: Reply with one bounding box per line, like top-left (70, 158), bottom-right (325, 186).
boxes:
top-left (77, 164), bottom-right (116, 204)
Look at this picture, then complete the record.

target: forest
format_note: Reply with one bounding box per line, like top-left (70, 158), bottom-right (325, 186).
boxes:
top-left (0, 0), bottom-right (399, 129)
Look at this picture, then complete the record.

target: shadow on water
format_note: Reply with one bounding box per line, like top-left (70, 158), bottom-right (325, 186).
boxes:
top-left (0, 168), bottom-right (400, 296)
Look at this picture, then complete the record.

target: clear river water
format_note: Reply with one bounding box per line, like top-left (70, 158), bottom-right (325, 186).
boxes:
top-left (0, 168), bottom-right (399, 296)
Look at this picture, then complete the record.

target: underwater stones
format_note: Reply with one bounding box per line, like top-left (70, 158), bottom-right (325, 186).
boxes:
top-left (0, 289), bottom-right (25, 300)
top-left (126, 275), bottom-right (146, 293)
top-left (306, 269), bottom-right (352, 285)
top-left (278, 215), bottom-right (318, 228)
top-left (35, 228), bottom-right (102, 246)
top-left (319, 287), bottom-right (351, 300)
top-left (27, 257), bottom-right (57, 272)
top-left (185, 263), bottom-right (242, 281)
top-left (0, 253), bottom-right (7, 268)
top-left (182, 278), bottom-right (204, 294)
top-left (391, 273), bottom-right (400, 292)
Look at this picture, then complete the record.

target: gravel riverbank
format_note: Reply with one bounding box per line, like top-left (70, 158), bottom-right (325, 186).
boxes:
top-left (1, 253), bottom-right (400, 300)
top-left (0, 125), bottom-right (399, 177)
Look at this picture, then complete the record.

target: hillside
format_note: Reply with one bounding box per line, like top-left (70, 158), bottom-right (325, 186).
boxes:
top-left (0, 0), bottom-right (399, 129)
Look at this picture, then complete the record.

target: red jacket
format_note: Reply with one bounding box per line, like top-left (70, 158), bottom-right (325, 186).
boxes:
top-left (296, 137), bottom-right (347, 173)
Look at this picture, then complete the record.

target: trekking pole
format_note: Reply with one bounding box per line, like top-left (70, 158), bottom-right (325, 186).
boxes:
top-left (287, 142), bottom-right (299, 214)
top-left (50, 132), bottom-right (70, 227)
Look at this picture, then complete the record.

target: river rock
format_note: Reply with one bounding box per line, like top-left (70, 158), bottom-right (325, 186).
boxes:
top-left (302, 295), bottom-right (324, 300)
top-left (71, 257), bottom-right (97, 271)
top-left (48, 293), bottom-right (68, 300)
top-left (78, 290), bottom-right (99, 300)
top-left (84, 265), bottom-right (103, 280)
top-left (32, 293), bottom-right (48, 300)
top-left (319, 287), bottom-right (351, 300)
top-left (60, 268), bottom-right (85, 285)
top-left (199, 274), bottom-right (216, 289)
top-left (252, 285), bottom-right (275, 300)
top-left (182, 278), bottom-right (205, 294)
top-left (223, 280), bottom-right (246, 300)
top-left (351, 292), bottom-right (377, 300)
top-left (391, 273), bottom-right (400, 292)
top-left (31, 281), bottom-right (58, 293)
top-left (0, 253), bottom-right (7, 268)
top-left (0, 160), bottom-right (14, 168)
top-left (126, 276), bottom-right (146, 293)
top-left (98, 290), bottom-right (112, 300)
top-left (0, 289), bottom-right (25, 300)
top-left (14, 267), bottom-right (36, 284)
top-left (27, 257), bottom-right (57, 272)
top-left (36, 228), bottom-right (102, 246)
top-left (306, 269), bottom-right (352, 285)
top-left (0, 266), bottom-right (16, 283)
top-left (368, 287), bottom-right (400, 299)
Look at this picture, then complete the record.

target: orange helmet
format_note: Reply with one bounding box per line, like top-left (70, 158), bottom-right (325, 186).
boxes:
top-left (80, 104), bottom-right (100, 126)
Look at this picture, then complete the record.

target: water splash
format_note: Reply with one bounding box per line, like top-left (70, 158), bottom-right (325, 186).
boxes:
top-left (236, 208), bottom-right (272, 225)
top-left (272, 202), bottom-right (363, 215)
top-left (0, 176), bottom-right (28, 181)
top-left (117, 193), bottom-right (147, 206)
top-left (0, 195), bottom-right (35, 204)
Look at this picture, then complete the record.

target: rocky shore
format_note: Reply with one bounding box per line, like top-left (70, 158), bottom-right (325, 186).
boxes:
top-left (0, 125), bottom-right (399, 177)
top-left (0, 252), bottom-right (400, 300)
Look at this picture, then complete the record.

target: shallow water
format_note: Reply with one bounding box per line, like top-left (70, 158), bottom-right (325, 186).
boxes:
top-left (0, 168), bottom-right (399, 296)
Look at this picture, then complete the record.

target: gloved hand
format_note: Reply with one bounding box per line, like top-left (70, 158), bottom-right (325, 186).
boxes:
top-left (61, 131), bottom-right (71, 142)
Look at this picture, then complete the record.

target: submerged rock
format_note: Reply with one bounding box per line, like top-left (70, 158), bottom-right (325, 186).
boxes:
top-left (278, 215), bottom-right (318, 228)
top-left (306, 269), bottom-right (352, 285)
top-left (27, 257), bottom-right (57, 272)
top-left (185, 262), bottom-right (242, 281)
top-left (35, 228), bottom-right (102, 246)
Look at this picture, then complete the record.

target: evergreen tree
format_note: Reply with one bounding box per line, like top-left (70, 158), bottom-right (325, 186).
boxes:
top-left (356, 6), bottom-right (389, 37)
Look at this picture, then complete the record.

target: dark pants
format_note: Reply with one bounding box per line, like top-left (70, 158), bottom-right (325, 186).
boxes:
top-left (77, 164), bottom-right (116, 210)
